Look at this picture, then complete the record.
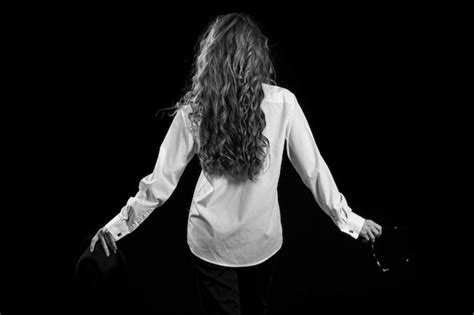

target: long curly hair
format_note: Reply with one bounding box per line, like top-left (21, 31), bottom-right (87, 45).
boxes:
top-left (165, 13), bottom-right (277, 182)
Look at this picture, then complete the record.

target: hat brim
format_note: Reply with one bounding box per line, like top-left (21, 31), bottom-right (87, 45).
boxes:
top-left (76, 235), bottom-right (128, 288)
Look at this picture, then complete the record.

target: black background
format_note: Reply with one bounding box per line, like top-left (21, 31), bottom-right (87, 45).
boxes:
top-left (2, 3), bottom-right (425, 314)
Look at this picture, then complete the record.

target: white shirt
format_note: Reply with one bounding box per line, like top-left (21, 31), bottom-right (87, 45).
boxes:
top-left (104, 83), bottom-right (366, 267)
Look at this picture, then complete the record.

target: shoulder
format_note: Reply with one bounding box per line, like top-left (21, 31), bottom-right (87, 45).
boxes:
top-left (179, 103), bottom-right (193, 115)
top-left (172, 104), bottom-right (195, 133)
top-left (262, 83), bottom-right (297, 105)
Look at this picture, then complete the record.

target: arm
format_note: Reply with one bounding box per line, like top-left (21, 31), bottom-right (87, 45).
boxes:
top-left (285, 92), bottom-right (366, 239)
top-left (103, 106), bottom-right (196, 242)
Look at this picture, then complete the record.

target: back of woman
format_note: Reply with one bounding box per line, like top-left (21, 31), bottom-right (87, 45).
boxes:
top-left (90, 12), bottom-right (382, 315)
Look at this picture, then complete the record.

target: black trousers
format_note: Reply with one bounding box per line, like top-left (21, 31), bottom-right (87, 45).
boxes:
top-left (190, 249), bottom-right (279, 315)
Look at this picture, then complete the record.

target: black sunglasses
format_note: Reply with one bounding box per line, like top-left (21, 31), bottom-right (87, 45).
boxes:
top-left (368, 225), bottom-right (411, 273)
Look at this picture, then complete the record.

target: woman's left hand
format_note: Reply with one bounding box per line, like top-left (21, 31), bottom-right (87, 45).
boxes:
top-left (359, 219), bottom-right (382, 243)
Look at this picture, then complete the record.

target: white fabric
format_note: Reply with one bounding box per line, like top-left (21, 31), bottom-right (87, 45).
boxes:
top-left (104, 83), bottom-right (366, 267)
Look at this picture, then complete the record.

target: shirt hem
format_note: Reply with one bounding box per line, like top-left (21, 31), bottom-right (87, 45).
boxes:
top-left (188, 241), bottom-right (283, 268)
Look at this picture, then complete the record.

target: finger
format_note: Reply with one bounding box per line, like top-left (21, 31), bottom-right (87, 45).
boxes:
top-left (360, 233), bottom-right (369, 243)
top-left (372, 223), bottom-right (382, 234)
top-left (371, 226), bottom-right (381, 238)
top-left (374, 222), bottom-right (382, 231)
top-left (90, 236), bottom-right (97, 252)
top-left (106, 231), bottom-right (117, 254)
top-left (367, 229), bottom-right (376, 243)
top-left (104, 230), bottom-right (117, 254)
top-left (99, 232), bottom-right (110, 257)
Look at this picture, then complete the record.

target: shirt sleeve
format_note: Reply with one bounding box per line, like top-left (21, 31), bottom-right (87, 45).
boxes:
top-left (104, 107), bottom-right (196, 241)
top-left (285, 92), bottom-right (366, 240)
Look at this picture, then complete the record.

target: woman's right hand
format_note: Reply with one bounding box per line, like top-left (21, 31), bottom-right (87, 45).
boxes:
top-left (90, 227), bottom-right (117, 257)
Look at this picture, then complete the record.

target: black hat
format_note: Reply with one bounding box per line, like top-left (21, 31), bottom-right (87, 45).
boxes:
top-left (76, 235), bottom-right (128, 289)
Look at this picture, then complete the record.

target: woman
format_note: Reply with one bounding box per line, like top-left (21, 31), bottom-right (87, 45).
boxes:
top-left (90, 12), bottom-right (382, 314)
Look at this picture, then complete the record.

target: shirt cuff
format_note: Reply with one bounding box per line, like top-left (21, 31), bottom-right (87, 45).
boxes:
top-left (104, 213), bottom-right (130, 242)
top-left (339, 211), bottom-right (366, 240)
